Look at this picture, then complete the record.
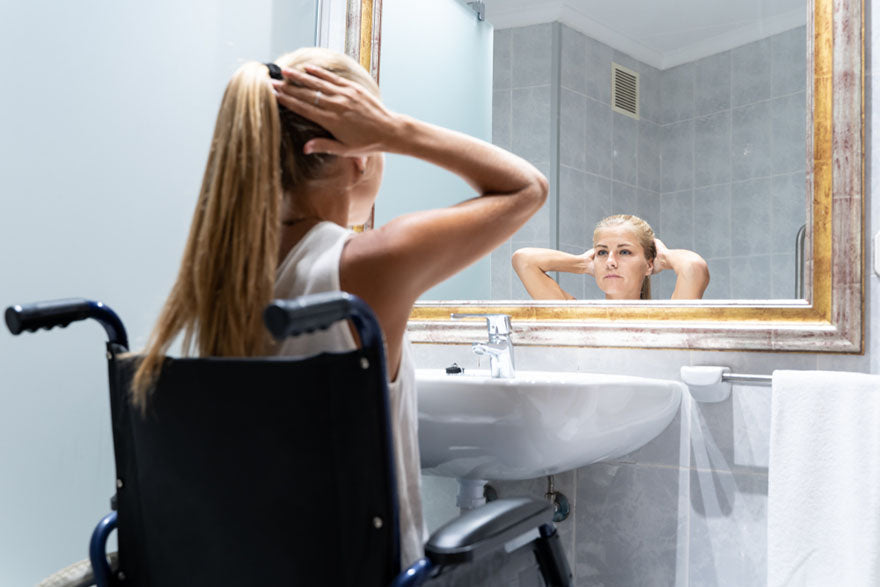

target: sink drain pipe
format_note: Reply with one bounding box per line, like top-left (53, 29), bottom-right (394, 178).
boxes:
top-left (456, 478), bottom-right (489, 511)
top-left (546, 475), bottom-right (571, 522)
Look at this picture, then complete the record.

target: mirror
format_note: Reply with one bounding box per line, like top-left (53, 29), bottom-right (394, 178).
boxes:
top-left (492, 2), bottom-right (808, 302)
top-left (351, 0), bottom-right (862, 352)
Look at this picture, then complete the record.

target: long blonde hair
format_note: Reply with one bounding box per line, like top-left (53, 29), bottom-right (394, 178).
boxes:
top-left (131, 48), bottom-right (379, 410)
top-left (593, 214), bottom-right (656, 300)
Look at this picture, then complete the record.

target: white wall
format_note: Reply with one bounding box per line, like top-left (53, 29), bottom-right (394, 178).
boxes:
top-left (0, 1), bottom-right (315, 583)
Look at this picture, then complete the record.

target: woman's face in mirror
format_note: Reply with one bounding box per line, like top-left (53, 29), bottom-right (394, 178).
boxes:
top-left (593, 226), bottom-right (654, 299)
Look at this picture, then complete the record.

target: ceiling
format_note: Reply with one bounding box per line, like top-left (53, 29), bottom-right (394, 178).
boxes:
top-left (483, 0), bottom-right (807, 69)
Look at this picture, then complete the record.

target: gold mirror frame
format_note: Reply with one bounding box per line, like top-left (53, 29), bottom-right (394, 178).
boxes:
top-left (351, 0), bottom-right (863, 353)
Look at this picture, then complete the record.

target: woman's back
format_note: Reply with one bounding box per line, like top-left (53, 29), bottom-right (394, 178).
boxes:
top-left (274, 221), bottom-right (355, 356)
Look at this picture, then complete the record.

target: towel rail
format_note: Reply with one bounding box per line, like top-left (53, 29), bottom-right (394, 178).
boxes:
top-left (680, 366), bottom-right (772, 402)
top-left (722, 373), bottom-right (772, 386)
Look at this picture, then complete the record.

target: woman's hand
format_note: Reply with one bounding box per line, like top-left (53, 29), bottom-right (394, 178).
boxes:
top-left (580, 248), bottom-right (596, 276)
top-left (272, 65), bottom-right (404, 156)
top-left (652, 238), bottom-right (670, 274)
top-left (649, 237), bottom-right (709, 299)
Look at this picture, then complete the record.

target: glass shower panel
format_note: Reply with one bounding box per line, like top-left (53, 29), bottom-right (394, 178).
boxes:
top-left (377, 0), bottom-right (493, 300)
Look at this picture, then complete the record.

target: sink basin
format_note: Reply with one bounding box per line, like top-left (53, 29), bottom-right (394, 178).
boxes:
top-left (417, 369), bottom-right (683, 480)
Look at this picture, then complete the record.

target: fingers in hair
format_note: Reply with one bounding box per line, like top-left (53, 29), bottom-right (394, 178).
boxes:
top-left (279, 66), bottom-right (342, 96)
top-left (302, 64), bottom-right (352, 87)
top-left (271, 86), bottom-right (324, 121)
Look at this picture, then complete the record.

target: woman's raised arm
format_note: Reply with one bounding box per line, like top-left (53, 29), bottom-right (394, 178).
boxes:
top-left (653, 238), bottom-right (710, 299)
top-left (274, 65), bottom-right (548, 371)
top-left (511, 247), bottom-right (593, 300)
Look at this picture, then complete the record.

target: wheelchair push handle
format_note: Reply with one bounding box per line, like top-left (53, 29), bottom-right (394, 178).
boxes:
top-left (5, 298), bottom-right (129, 349)
top-left (263, 292), bottom-right (383, 351)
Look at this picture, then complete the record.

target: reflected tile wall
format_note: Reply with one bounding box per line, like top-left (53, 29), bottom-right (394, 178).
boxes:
top-left (584, 173), bottom-right (612, 233)
top-left (694, 184), bottom-right (732, 259)
top-left (493, 24), bottom-right (808, 302)
top-left (695, 51), bottom-right (731, 117)
top-left (731, 101), bottom-right (775, 180)
top-left (492, 24), bottom-right (554, 299)
top-left (638, 121), bottom-right (662, 192)
top-left (694, 111), bottom-right (731, 188)
top-left (584, 97), bottom-right (613, 177)
top-left (491, 23), bottom-right (669, 300)
top-left (557, 26), bottom-right (663, 268)
top-left (559, 167), bottom-right (587, 248)
top-left (659, 28), bottom-right (807, 300)
top-left (731, 38), bottom-right (772, 107)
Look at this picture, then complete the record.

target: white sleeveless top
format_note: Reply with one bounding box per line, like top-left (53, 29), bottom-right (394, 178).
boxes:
top-left (273, 221), bottom-right (427, 569)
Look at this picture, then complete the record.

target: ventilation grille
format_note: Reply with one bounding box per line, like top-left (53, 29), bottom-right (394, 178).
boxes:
top-left (611, 63), bottom-right (639, 119)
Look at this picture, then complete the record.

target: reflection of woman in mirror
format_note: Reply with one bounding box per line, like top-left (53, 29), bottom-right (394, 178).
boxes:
top-left (512, 214), bottom-right (709, 300)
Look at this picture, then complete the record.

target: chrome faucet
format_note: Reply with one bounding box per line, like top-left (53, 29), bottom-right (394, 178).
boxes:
top-left (450, 313), bottom-right (515, 378)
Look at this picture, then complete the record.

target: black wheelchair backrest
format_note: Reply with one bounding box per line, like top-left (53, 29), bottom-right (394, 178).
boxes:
top-left (6, 292), bottom-right (399, 587)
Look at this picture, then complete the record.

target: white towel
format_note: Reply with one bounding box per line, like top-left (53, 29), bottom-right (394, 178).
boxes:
top-left (768, 370), bottom-right (880, 587)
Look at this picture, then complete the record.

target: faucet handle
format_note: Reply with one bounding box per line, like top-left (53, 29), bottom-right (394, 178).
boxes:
top-left (450, 313), bottom-right (512, 336)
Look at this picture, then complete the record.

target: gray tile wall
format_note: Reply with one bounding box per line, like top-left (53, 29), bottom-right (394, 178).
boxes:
top-left (554, 27), bottom-right (665, 300)
top-left (654, 26), bottom-right (808, 300)
top-left (491, 25), bottom-right (554, 300)
top-left (492, 24), bottom-right (808, 301)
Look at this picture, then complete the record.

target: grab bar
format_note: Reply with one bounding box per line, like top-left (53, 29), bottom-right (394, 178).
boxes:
top-left (795, 224), bottom-right (806, 298)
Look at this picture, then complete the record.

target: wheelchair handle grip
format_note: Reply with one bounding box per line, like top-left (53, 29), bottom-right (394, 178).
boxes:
top-left (263, 292), bottom-right (382, 351)
top-left (5, 298), bottom-right (129, 349)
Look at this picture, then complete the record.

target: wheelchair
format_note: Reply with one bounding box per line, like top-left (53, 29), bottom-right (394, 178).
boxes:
top-left (6, 293), bottom-right (572, 587)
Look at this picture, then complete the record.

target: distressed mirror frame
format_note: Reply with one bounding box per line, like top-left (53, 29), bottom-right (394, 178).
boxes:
top-left (350, 0), bottom-right (863, 353)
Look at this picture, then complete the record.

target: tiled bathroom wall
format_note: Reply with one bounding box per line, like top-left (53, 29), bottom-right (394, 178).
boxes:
top-left (491, 23), bottom-right (808, 300)
top-left (554, 25), bottom-right (665, 300)
top-left (491, 24), bottom-right (555, 300)
top-left (653, 27), bottom-right (807, 300)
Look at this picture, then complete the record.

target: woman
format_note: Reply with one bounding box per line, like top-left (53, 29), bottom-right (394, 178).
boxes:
top-left (512, 214), bottom-right (708, 300)
top-left (131, 48), bottom-right (547, 568)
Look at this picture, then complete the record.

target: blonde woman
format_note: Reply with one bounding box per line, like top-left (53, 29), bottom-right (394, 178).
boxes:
top-left (512, 214), bottom-right (708, 300)
top-left (132, 48), bottom-right (547, 568)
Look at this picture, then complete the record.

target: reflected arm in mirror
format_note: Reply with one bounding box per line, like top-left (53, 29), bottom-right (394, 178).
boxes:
top-left (653, 238), bottom-right (710, 300)
top-left (511, 247), bottom-right (593, 300)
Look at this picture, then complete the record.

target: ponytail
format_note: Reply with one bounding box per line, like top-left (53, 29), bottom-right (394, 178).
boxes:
top-left (132, 61), bottom-right (282, 410)
top-left (640, 276), bottom-right (652, 300)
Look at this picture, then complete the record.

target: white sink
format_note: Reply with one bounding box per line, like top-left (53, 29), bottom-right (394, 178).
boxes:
top-left (417, 369), bottom-right (683, 480)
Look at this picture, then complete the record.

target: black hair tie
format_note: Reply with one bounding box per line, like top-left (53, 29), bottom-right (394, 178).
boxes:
top-left (265, 63), bottom-right (282, 80)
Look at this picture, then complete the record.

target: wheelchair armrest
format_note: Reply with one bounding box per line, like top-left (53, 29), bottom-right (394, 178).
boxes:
top-left (425, 496), bottom-right (553, 564)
